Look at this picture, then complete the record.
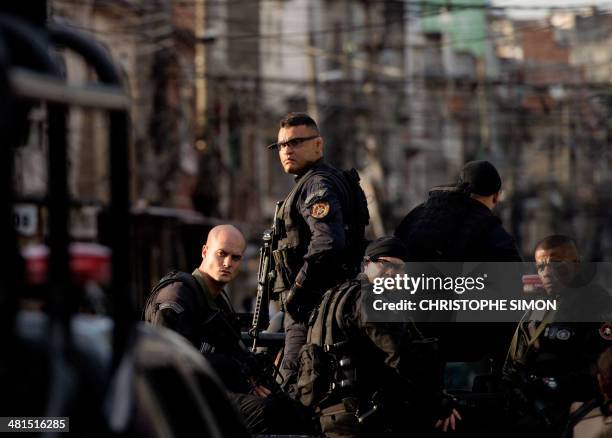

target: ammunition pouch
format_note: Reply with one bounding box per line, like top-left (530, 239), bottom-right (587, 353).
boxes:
top-left (318, 399), bottom-right (361, 436)
top-left (296, 343), bottom-right (332, 407)
top-left (296, 336), bottom-right (358, 408)
top-left (272, 244), bottom-right (301, 295)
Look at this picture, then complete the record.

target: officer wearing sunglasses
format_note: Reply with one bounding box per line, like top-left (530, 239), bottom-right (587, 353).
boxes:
top-left (267, 112), bottom-right (369, 393)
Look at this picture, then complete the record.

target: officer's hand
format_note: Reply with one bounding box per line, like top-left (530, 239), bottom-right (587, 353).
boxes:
top-left (285, 286), bottom-right (309, 321)
top-left (250, 379), bottom-right (272, 398)
top-left (284, 288), bottom-right (299, 316)
top-left (434, 408), bottom-right (462, 432)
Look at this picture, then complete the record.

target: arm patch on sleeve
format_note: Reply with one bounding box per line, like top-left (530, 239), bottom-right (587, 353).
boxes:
top-left (311, 201), bottom-right (330, 219)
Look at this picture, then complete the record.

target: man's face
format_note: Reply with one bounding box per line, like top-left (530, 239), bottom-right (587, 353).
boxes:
top-left (201, 232), bottom-right (245, 285)
top-left (363, 256), bottom-right (405, 283)
top-left (535, 244), bottom-right (579, 294)
top-left (277, 125), bottom-right (322, 175)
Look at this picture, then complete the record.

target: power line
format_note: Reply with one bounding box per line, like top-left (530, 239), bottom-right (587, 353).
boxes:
top-left (49, 13), bottom-right (555, 59)
top-left (166, 0), bottom-right (612, 11)
top-left (201, 71), bottom-right (612, 92)
top-left (50, 0), bottom-right (612, 56)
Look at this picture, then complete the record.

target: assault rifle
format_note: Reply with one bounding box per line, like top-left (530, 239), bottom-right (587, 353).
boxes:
top-left (201, 310), bottom-right (283, 395)
top-left (249, 202), bottom-right (281, 351)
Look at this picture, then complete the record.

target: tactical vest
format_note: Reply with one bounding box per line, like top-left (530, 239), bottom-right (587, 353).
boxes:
top-left (272, 165), bottom-right (369, 296)
top-left (296, 280), bottom-right (359, 408)
top-left (143, 270), bottom-right (239, 350)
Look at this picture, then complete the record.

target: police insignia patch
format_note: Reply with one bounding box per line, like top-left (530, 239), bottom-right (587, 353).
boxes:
top-left (311, 201), bottom-right (330, 219)
top-left (599, 323), bottom-right (612, 340)
top-left (556, 329), bottom-right (571, 341)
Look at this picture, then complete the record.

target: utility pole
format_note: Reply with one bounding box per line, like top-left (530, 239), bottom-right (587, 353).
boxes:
top-left (195, 0), bottom-right (207, 151)
top-left (476, 58), bottom-right (490, 155)
top-left (342, 0), bottom-right (355, 167)
top-left (306, 1), bottom-right (319, 123)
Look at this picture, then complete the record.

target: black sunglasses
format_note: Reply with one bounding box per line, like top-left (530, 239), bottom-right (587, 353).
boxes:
top-left (536, 261), bottom-right (576, 276)
top-left (267, 135), bottom-right (319, 150)
top-left (363, 256), bottom-right (404, 269)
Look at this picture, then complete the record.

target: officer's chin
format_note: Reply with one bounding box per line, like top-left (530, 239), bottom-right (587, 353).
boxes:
top-left (216, 271), bottom-right (232, 281)
top-left (284, 165), bottom-right (301, 174)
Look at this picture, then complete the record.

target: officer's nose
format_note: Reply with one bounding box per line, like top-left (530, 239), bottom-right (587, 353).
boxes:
top-left (540, 264), bottom-right (554, 280)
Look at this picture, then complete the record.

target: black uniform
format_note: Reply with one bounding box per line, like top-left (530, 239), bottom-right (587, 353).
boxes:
top-left (296, 276), bottom-right (448, 437)
top-left (394, 186), bottom-right (522, 362)
top-left (143, 269), bottom-right (312, 435)
top-left (273, 159), bottom-right (369, 387)
top-left (143, 270), bottom-right (247, 388)
top-left (395, 186), bottom-right (521, 263)
top-left (504, 283), bottom-right (612, 436)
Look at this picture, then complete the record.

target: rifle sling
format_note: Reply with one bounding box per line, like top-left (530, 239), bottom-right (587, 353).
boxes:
top-left (507, 308), bottom-right (555, 363)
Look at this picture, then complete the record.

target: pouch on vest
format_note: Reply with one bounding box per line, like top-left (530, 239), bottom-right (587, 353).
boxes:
top-left (297, 282), bottom-right (356, 408)
top-left (296, 343), bottom-right (332, 407)
top-left (319, 403), bottom-right (360, 436)
top-left (272, 245), bottom-right (301, 293)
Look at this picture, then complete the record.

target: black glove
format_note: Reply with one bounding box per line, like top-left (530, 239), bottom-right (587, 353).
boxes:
top-left (285, 285), bottom-right (314, 322)
top-left (438, 390), bottom-right (459, 418)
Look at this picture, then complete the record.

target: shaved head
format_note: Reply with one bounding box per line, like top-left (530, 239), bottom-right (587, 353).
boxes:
top-left (199, 224), bottom-right (246, 295)
top-left (205, 224), bottom-right (246, 250)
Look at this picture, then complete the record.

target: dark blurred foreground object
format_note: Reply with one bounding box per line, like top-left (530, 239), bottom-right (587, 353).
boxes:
top-left (0, 12), bottom-right (248, 437)
top-left (11, 311), bottom-right (248, 436)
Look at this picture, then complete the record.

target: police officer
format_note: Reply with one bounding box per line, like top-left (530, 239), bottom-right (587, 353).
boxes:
top-left (395, 160), bottom-right (521, 263)
top-left (144, 225), bottom-right (248, 386)
top-left (267, 112), bottom-right (369, 389)
top-left (504, 235), bottom-right (612, 437)
top-left (296, 237), bottom-right (461, 437)
top-left (394, 160), bottom-right (522, 363)
top-left (143, 225), bottom-right (312, 435)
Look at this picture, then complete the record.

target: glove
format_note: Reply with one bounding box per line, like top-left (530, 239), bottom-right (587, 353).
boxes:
top-left (438, 390), bottom-right (460, 418)
top-left (285, 284), bottom-right (313, 322)
top-left (434, 391), bottom-right (462, 432)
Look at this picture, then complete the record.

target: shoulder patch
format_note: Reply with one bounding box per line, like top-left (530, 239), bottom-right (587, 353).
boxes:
top-left (311, 201), bottom-right (330, 219)
top-left (304, 188), bottom-right (329, 206)
top-left (599, 323), bottom-right (612, 340)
